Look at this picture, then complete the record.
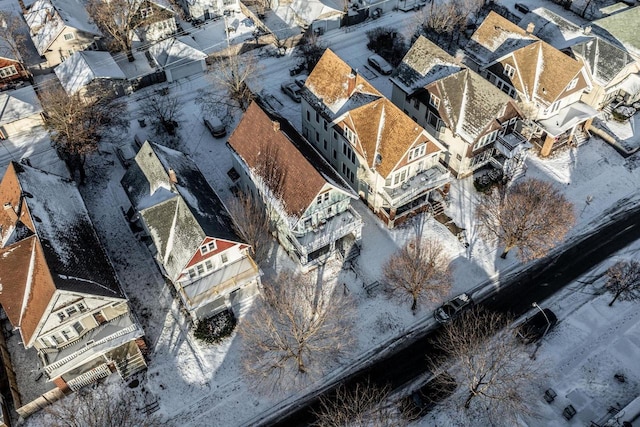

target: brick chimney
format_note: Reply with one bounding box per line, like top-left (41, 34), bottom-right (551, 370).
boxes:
top-left (526, 22), bottom-right (535, 35)
top-left (272, 121), bottom-right (280, 132)
top-left (347, 72), bottom-right (356, 95)
top-left (3, 202), bottom-right (17, 222)
top-left (168, 168), bottom-right (177, 184)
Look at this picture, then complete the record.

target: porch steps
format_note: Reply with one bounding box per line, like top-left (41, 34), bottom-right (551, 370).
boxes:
top-left (574, 130), bottom-right (589, 146)
top-left (430, 200), bottom-right (445, 216)
top-left (115, 350), bottom-right (147, 379)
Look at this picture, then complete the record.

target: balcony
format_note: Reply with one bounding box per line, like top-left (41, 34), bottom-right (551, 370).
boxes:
top-left (495, 131), bottom-right (531, 158)
top-left (382, 164), bottom-right (450, 208)
top-left (294, 205), bottom-right (362, 255)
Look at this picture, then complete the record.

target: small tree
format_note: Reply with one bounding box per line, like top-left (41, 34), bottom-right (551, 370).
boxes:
top-left (476, 178), bottom-right (575, 261)
top-left (43, 382), bottom-right (162, 427)
top-left (295, 33), bottom-right (327, 72)
top-left (313, 381), bottom-right (397, 427)
top-left (430, 308), bottom-right (540, 424)
top-left (383, 237), bottom-right (452, 313)
top-left (240, 270), bottom-right (355, 393)
top-left (140, 92), bottom-right (183, 137)
top-left (208, 53), bottom-right (259, 113)
top-left (605, 260), bottom-right (640, 306)
top-left (39, 84), bottom-right (128, 183)
top-left (227, 189), bottom-right (272, 264)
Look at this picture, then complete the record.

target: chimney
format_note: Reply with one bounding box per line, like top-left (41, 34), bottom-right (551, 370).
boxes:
top-left (583, 26), bottom-right (592, 35)
top-left (347, 72), bottom-right (356, 95)
top-left (526, 22), bottom-right (535, 35)
top-left (272, 120), bottom-right (280, 132)
top-left (3, 202), bottom-right (17, 222)
top-left (168, 168), bottom-right (177, 184)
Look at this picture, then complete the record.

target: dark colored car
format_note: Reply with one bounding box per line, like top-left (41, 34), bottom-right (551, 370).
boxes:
top-left (434, 293), bottom-right (473, 324)
top-left (281, 82), bottom-right (302, 102)
top-left (515, 3), bottom-right (530, 14)
top-left (401, 372), bottom-right (457, 420)
top-left (516, 308), bottom-right (557, 344)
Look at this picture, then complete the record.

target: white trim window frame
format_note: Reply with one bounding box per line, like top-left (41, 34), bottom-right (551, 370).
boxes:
top-left (473, 130), bottom-right (498, 151)
top-left (344, 126), bottom-right (355, 143)
top-left (408, 144), bottom-right (426, 161)
top-left (200, 241), bottom-right (217, 255)
top-left (503, 63), bottom-right (515, 79)
top-left (140, 6), bottom-right (153, 18)
top-left (0, 65), bottom-right (18, 78)
top-left (566, 77), bottom-right (578, 91)
top-left (429, 93), bottom-right (440, 108)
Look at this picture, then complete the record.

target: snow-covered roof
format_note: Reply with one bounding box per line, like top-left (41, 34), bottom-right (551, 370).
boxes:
top-left (24, 0), bottom-right (101, 55)
top-left (54, 51), bottom-right (126, 95)
top-left (392, 36), bottom-right (463, 95)
top-left (288, 0), bottom-right (343, 26)
top-left (0, 162), bottom-right (124, 345)
top-left (148, 36), bottom-right (207, 69)
top-left (537, 101), bottom-right (599, 136)
top-left (121, 141), bottom-right (243, 282)
top-left (228, 101), bottom-right (356, 221)
top-left (0, 36), bottom-right (22, 62)
top-left (592, 6), bottom-right (640, 60)
top-left (0, 85), bottom-right (43, 126)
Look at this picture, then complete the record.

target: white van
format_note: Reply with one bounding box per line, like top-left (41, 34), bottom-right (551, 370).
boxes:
top-left (204, 116), bottom-right (226, 138)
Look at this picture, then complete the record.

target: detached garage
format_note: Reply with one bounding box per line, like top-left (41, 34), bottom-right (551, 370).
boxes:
top-left (149, 36), bottom-right (207, 83)
top-left (0, 85), bottom-right (44, 140)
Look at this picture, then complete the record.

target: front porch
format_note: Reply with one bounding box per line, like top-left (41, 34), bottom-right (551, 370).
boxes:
top-left (533, 102), bottom-right (598, 156)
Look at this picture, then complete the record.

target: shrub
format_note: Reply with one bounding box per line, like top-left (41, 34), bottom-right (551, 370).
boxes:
top-left (194, 309), bottom-right (237, 344)
top-left (366, 27), bottom-right (408, 67)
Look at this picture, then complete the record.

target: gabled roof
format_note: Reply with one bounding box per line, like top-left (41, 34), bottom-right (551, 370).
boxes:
top-left (0, 162), bottom-right (124, 345)
top-left (54, 51), bottom-right (126, 95)
top-left (466, 11), bottom-right (537, 66)
top-left (592, 6), bottom-right (640, 60)
top-left (228, 101), bottom-right (356, 221)
top-left (0, 85), bottom-right (43, 126)
top-left (519, 8), bottom-right (636, 87)
top-left (305, 49), bottom-right (382, 116)
top-left (427, 68), bottom-right (518, 143)
top-left (25, 0), bottom-right (101, 55)
top-left (121, 142), bottom-right (242, 281)
top-left (148, 36), bottom-right (206, 68)
top-left (392, 36), bottom-right (463, 94)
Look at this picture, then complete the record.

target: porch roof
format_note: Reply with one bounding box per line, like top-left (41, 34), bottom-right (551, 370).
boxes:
top-left (537, 102), bottom-right (598, 137)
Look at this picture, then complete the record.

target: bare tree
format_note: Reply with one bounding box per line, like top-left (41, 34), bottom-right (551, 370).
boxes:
top-left (295, 33), bottom-right (327, 72)
top-left (140, 92), bottom-right (183, 137)
top-left (208, 53), bottom-right (259, 112)
top-left (430, 308), bottom-right (541, 424)
top-left (605, 260), bottom-right (640, 306)
top-left (86, 0), bottom-right (155, 61)
top-left (313, 381), bottom-right (398, 427)
top-left (383, 237), bottom-right (452, 313)
top-left (39, 84), bottom-right (128, 183)
top-left (42, 382), bottom-right (162, 427)
top-left (416, 0), bottom-right (483, 48)
top-left (240, 270), bottom-right (355, 393)
top-left (0, 11), bottom-right (29, 80)
top-left (475, 178), bottom-right (575, 261)
top-left (227, 188), bottom-right (272, 264)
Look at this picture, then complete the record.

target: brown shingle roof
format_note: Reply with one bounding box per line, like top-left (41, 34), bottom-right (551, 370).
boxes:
top-left (228, 101), bottom-right (338, 219)
top-left (468, 11), bottom-right (537, 64)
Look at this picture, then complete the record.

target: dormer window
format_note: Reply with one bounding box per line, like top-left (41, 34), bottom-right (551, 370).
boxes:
top-left (316, 192), bottom-right (330, 205)
top-left (567, 77), bottom-right (578, 91)
top-left (429, 93), bottom-right (440, 108)
top-left (200, 241), bottom-right (217, 255)
top-left (140, 7), bottom-right (153, 18)
top-left (344, 126), bottom-right (355, 143)
top-left (409, 144), bottom-right (426, 161)
top-left (503, 64), bottom-right (515, 79)
top-left (63, 33), bottom-right (75, 41)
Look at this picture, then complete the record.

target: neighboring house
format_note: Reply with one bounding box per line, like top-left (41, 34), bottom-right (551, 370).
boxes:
top-left (24, 0), bottom-right (102, 67)
top-left (133, 0), bottom-right (177, 43)
top-left (175, 0), bottom-right (239, 23)
top-left (302, 49), bottom-right (450, 228)
top-left (0, 85), bottom-right (44, 139)
top-left (54, 51), bottom-right (128, 97)
top-left (592, 5), bottom-right (640, 61)
top-left (466, 11), bottom-right (597, 157)
top-left (0, 38), bottom-right (30, 89)
top-left (0, 162), bottom-right (146, 417)
top-left (148, 36), bottom-right (207, 82)
top-left (391, 36), bottom-right (528, 179)
top-left (519, 8), bottom-right (640, 109)
top-left (228, 100), bottom-right (363, 268)
top-left (121, 141), bottom-right (260, 320)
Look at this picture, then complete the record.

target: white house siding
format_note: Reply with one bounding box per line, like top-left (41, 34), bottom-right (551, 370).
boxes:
top-left (166, 60), bottom-right (206, 82)
top-left (1, 115), bottom-right (43, 138)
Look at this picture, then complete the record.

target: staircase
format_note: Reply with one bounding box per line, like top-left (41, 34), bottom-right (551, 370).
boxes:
top-left (115, 348), bottom-right (147, 379)
top-left (573, 130), bottom-right (589, 147)
top-left (430, 200), bottom-right (445, 217)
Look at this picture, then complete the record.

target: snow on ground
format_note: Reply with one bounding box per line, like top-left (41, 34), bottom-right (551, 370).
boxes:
top-left (0, 125), bottom-right (67, 177)
top-left (598, 113), bottom-right (640, 153)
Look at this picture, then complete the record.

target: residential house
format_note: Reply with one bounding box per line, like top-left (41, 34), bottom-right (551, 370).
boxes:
top-left (391, 36), bottom-right (528, 179)
top-left (0, 162), bottom-right (146, 417)
top-left (228, 100), bottom-right (363, 268)
top-left (0, 85), bottom-right (44, 139)
top-left (175, 0), bottom-right (239, 23)
top-left (121, 141), bottom-right (260, 320)
top-left (466, 11), bottom-right (597, 157)
top-left (592, 5), bottom-right (640, 61)
top-left (0, 38), bottom-right (30, 89)
top-left (133, 0), bottom-right (177, 43)
top-left (302, 49), bottom-right (449, 228)
top-left (148, 36), bottom-right (207, 82)
top-left (519, 7), bottom-right (640, 109)
top-left (24, 0), bottom-right (102, 67)
top-left (54, 51), bottom-right (128, 97)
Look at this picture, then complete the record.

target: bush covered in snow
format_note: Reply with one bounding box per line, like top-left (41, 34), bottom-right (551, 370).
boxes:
top-left (194, 309), bottom-right (237, 344)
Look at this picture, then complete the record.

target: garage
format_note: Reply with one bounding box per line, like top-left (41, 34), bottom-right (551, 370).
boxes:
top-left (149, 36), bottom-right (207, 83)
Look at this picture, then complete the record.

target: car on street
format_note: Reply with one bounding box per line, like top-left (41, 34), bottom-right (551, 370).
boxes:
top-left (367, 54), bottom-right (393, 75)
top-left (401, 372), bottom-right (457, 420)
top-left (516, 308), bottom-right (557, 344)
top-left (515, 3), bottom-right (530, 14)
top-left (281, 82), bottom-right (302, 102)
top-left (204, 115), bottom-right (226, 138)
top-left (434, 293), bottom-right (473, 324)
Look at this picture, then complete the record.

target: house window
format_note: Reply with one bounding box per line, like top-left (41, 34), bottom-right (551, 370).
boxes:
top-left (306, 110), bottom-right (310, 122)
top-left (413, 97), bottom-right (420, 109)
top-left (63, 33), bottom-right (75, 41)
top-left (393, 169), bottom-right (407, 185)
top-left (188, 268), bottom-right (197, 279)
top-left (333, 149), bottom-right (337, 159)
top-left (50, 334), bottom-right (62, 345)
top-left (221, 253), bottom-right (228, 263)
top-left (66, 306), bottom-right (78, 317)
top-left (408, 144), bottom-right (426, 161)
top-left (503, 63), bottom-right (515, 78)
top-left (344, 126), bottom-right (355, 143)
top-left (342, 163), bottom-right (346, 174)
top-left (205, 260), bottom-right (213, 270)
top-left (196, 264), bottom-right (205, 275)
top-left (77, 302), bottom-right (87, 312)
top-left (429, 93), bottom-right (440, 108)
top-left (61, 330), bottom-right (72, 341)
top-left (323, 139), bottom-right (328, 150)
top-left (315, 131), bottom-right (319, 142)
top-left (72, 322), bottom-right (84, 334)
top-left (57, 312), bottom-right (66, 322)
top-left (427, 111), bottom-right (440, 130)
top-left (200, 241), bottom-right (217, 255)
top-left (333, 130), bottom-right (338, 140)
top-left (473, 130), bottom-right (498, 151)
top-left (509, 117), bottom-right (517, 125)
top-left (323, 120), bottom-right (328, 131)
top-left (140, 7), bottom-right (153, 18)
top-left (567, 77), bottom-right (578, 91)
top-left (0, 66), bottom-right (18, 78)
top-left (315, 111), bottom-right (319, 123)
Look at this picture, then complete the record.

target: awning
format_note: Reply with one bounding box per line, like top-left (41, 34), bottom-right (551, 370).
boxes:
top-left (537, 102), bottom-right (599, 137)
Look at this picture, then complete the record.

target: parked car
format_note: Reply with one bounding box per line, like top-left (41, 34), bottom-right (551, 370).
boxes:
top-left (294, 76), bottom-right (307, 88)
top-left (204, 116), bottom-right (226, 138)
top-left (516, 308), bottom-right (557, 344)
top-left (371, 7), bottom-right (382, 19)
top-left (367, 54), bottom-right (393, 75)
top-left (289, 61), bottom-right (306, 76)
top-left (434, 293), bottom-right (473, 324)
top-left (401, 372), bottom-right (457, 420)
top-left (281, 82), bottom-right (302, 102)
top-left (514, 3), bottom-right (530, 14)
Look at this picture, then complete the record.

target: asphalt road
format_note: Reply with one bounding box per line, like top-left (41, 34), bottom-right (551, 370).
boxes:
top-left (264, 200), bottom-right (640, 427)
